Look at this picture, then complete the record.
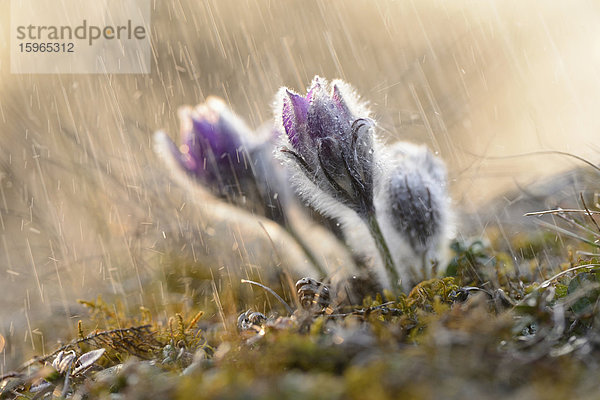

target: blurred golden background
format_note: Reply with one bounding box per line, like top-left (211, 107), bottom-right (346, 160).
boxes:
top-left (1, 0), bottom-right (600, 370)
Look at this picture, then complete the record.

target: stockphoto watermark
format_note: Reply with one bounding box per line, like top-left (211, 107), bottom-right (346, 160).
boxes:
top-left (11, 0), bottom-right (151, 74)
top-left (16, 20), bottom-right (147, 46)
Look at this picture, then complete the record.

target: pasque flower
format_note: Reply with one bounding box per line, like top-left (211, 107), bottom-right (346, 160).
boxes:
top-left (376, 142), bottom-right (452, 290)
top-left (276, 77), bottom-right (452, 293)
top-left (278, 77), bottom-right (376, 218)
top-left (385, 143), bottom-right (448, 253)
top-left (154, 97), bottom-right (328, 276)
top-left (154, 97), bottom-right (285, 223)
top-left (276, 77), bottom-right (402, 291)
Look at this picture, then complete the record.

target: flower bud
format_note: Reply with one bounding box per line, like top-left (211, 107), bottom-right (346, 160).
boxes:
top-left (277, 76), bottom-right (375, 218)
top-left (155, 97), bottom-right (286, 222)
top-left (376, 142), bottom-right (452, 289)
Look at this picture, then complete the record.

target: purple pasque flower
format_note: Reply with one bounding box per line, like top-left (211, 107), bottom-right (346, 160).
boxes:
top-left (276, 77), bottom-right (402, 292)
top-left (154, 97), bottom-right (286, 222)
top-left (155, 97), bottom-right (333, 278)
top-left (164, 97), bottom-right (249, 195)
top-left (278, 76), bottom-right (376, 218)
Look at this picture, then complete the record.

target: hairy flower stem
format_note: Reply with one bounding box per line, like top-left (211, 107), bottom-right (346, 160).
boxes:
top-left (367, 212), bottom-right (401, 294)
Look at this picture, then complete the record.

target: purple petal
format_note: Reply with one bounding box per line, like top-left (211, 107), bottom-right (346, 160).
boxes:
top-left (288, 90), bottom-right (309, 123)
top-left (191, 110), bottom-right (241, 156)
top-left (307, 93), bottom-right (350, 141)
top-left (170, 103), bottom-right (245, 185)
top-left (331, 84), bottom-right (352, 120)
top-left (282, 96), bottom-right (295, 140)
top-left (190, 116), bottom-right (218, 153)
top-left (282, 90), bottom-right (309, 147)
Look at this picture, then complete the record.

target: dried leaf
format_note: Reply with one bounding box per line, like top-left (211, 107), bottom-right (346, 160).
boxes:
top-left (73, 348), bottom-right (105, 375)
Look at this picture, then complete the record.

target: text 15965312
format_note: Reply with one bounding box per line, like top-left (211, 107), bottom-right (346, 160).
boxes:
top-left (18, 42), bottom-right (74, 53)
